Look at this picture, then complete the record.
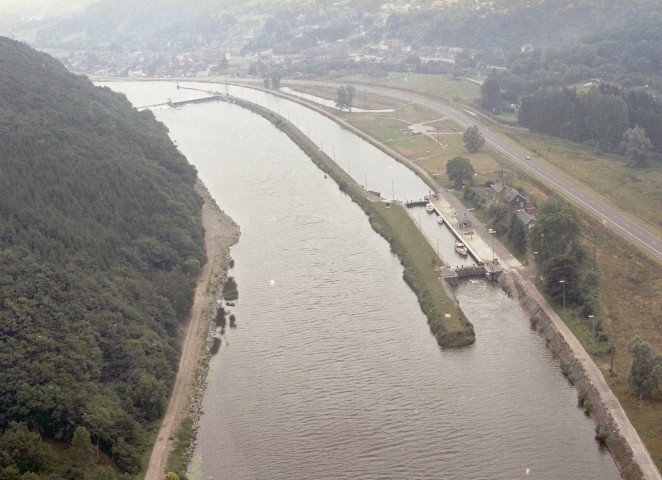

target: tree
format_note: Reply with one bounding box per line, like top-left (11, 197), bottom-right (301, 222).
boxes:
top-left (0, 422), bottom-right (55, 475)
top-left (463, 125), bottom-right (485, 152)
top-left (134, 374), bottom-right (167, 421)
top-left (111, 438), bottom-right (140, 474)
top-left (481, 75), bottom-right (501, 113)
top-left (487, 203), bottom-right (510, 235)
top-left (542, 255), bottom-right (581, 304)
top-left (68, 426), bottom-right (95, 478)
top-left (335, 86), bottom-right (347, 109)
top-left (91, 466), bottom-right (118, 480)
top-left (346, 85), bottom-right (356, 111)
top-left (219, 56), bottom-right (229, 72)
top-left (270, 70), bottom-right (281, 90)
top-left (582, 88), bottom-right (629, 151)
top-left (508, 214), bottom-right (527, 253)
top-left (335, 85), bottom-right (356, 111)
top-left (446, 156), bottom-right (475, 188)
top-left (528, 199), bottom-right (581, 263)
top-left (263, 77), bottom-right (271, 89)
top-left (621, 124), bottom-right (652, 168)
top-left (627, 336), bottom-right (662, 400)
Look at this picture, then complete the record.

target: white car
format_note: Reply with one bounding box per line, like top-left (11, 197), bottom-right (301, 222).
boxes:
top-left (525, 155), bottom-right (531, 160)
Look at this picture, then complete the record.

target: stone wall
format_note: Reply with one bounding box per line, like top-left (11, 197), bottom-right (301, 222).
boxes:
top-left (508, 272), bottom-right (644, 480)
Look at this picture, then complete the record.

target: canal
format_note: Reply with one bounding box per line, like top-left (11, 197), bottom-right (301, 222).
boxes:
top-left (103, 81), bottom-right (619, 479)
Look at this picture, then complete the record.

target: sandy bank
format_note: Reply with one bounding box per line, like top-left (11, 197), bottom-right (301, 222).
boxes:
top-left (144, 181), bottom-right (240, 480)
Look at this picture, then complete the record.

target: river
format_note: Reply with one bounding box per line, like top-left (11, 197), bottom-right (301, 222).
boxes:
top-left (103, 81), bottom-right (619, 479)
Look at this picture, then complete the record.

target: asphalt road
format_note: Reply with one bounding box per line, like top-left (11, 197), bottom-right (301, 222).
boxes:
top-left (289, 80), bottom-right (662, 262)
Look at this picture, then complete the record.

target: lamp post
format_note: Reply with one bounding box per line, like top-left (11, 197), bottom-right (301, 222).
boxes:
top-left (588, 314), bottom-right (595, 356)
top-left (488, 228), bottom-right (495, 263)
top-left (559, 280), bottom-right (565, 317)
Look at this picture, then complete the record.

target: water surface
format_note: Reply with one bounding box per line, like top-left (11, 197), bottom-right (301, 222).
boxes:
top-left (104, 81), bottom-right (619, 480)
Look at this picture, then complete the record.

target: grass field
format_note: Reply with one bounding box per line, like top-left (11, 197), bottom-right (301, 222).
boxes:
top-left (506, 130), bottom-right (662, 237)
top-left (344, 108), bottom-right (499, 187)
top-left (338, 72), bottom-right (482, 104)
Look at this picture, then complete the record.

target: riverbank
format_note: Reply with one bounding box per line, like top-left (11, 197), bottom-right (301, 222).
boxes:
top-left (144, 181), bottom-right (240, 480)
top-left (506, 270), bottom-right (658, 480)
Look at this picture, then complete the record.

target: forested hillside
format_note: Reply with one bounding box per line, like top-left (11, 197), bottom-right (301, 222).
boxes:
top-left (0, 37), bottom-right (206, 478)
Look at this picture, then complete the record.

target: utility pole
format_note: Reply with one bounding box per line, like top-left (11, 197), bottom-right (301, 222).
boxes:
top-left (589, 315), bottom-right (595, 356)
top-left (559, 280), bottom-right (566, 317)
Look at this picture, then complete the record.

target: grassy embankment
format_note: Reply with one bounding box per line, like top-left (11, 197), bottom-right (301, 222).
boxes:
top-left (295, 81), bottom-right (662, 470)
top-left (226, 94), bottom-right (474, 347)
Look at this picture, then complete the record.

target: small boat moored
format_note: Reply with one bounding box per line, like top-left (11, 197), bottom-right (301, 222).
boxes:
top-left (454, 241), bottom-right (468, 256)
top-left (426, 203), bottom-right (434, 213)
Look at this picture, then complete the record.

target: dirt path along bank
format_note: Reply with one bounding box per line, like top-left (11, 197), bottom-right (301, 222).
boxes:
top-left (144, 183), bottom-right (239, 480)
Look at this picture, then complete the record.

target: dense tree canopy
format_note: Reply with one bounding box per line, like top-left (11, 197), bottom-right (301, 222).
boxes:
top-left (446, 156), bottom-right (475, 188)
top-left (481, 76), bottom-right (501, 113)
top-left (462, 126), bottom-right (485, 153)
top-left (0, 37), bottom-right (206, 476)
top-left (335, 85), bottom-right (356, 111)
top-left (528, 199), bottom-right (581, 264)
top-left (622, 124), bottom-right (653, 168)
top-left (628, 336), bottom-right (662, 400)
top-left (518, 83), bottom-right (662, 160)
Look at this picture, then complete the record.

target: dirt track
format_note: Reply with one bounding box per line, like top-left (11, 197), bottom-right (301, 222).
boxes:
top-left (144, 184), bottom-right (239, 480)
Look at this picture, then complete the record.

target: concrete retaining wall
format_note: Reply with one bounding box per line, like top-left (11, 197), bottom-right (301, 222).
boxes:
top-left (507, 272), bottom-right (644, 480)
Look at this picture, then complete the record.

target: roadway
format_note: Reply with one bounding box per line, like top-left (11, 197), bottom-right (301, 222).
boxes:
top-left (286, 80), bottom-right (662, 262)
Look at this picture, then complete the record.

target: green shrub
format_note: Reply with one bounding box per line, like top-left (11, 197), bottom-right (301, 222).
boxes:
top-left (214, 307), bottom-right (226, 328)
top-left (166, 417), bottom-right (195, 479)
top-left (595, 424), bottom-right (609, 445)
top-left (223, 276), bottom-right (239, 301)
top-left (210, 337), bottom-right (222, 355)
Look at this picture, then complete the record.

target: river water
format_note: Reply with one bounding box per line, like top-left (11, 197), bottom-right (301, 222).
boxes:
top-left (103, 81), bottom-right (619, 479)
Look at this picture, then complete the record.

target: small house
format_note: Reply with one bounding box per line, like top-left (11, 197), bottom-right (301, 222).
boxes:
top-left (516, 210), bottom-right (536, 231)
top-left (491, 182), bottom-right (532, 214)
top-left (458, 213), bottom-right (472, 230)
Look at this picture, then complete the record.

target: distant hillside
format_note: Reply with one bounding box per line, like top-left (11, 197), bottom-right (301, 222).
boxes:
top-left (11, 0), bottom-right (662, 90)
top-left (0, 37), bottom-right (205, 478)
top-left (385, 0), bottom-right (662, 50)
